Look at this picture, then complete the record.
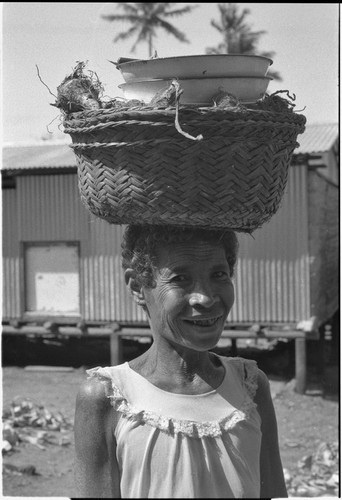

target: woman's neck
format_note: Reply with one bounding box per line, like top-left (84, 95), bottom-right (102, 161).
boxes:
top-left (128, 341), bottom-right (225, 394)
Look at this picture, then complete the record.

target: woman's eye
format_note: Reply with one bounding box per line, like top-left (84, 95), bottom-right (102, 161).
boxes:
top-left (214, 271), bottom-right (229, 279)
top-left (171, 274), bottom-right (187, 283)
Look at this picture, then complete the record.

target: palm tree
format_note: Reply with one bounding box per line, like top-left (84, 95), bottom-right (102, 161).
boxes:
top-left (206, 3), bottom-right (281, 81)
top-left (101, 3), bottom-right (198, 58)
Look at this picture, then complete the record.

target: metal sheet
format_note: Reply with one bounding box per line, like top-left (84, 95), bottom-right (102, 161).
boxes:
top-left (229, 165), bottom-right (310, 323)
top-left (83, 219), bottom-right (145, 322)
top-left (17, 174), bottom-right (88, 240)
top-left (2, 166), bottom-right (312, 324)
top-left (2, 189), bottom-right (21, 318)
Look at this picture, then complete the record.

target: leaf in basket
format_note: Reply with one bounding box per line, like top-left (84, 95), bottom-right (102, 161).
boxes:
top-left (102, 98), bottom-right (145, 110)
top-left (150, 79), bottom-right (182, 108)
top-left (211, 91), bottom-right (245, 111)
top-left (254, 90), bottom-right (296, 113)
top-left (53, 61), bottom-right (103, 114)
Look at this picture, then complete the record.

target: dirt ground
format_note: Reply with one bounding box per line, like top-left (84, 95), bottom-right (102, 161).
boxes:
top-left (1, 341), bottom-right (339, 498)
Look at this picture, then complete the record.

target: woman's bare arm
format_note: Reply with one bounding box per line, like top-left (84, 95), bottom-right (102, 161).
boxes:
top-left (255, 369), bottom-right (288, 498)
top-left (74, 377), bottom-right (121, 498)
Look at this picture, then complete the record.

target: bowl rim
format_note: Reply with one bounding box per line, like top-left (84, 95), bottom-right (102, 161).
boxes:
top-left (118, 75), bottom-right (273, 88)
top-left (117, 53), bottom-right (273, 68)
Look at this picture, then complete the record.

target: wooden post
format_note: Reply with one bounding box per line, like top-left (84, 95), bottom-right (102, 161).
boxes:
top-left (109, 322), bottom-right (122, 366)
top-left (317, 324), bottom-right (326, 379)
top-left (295, 338), bottom-right (307, 394)
top-left (230, 338), bottom-right (238, 356)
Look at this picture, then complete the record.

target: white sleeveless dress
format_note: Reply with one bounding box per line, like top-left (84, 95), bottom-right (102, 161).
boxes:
top-left (87, 355), bottom-right (262, 498)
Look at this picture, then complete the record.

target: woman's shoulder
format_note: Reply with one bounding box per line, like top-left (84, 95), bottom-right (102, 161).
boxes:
top-left (218, 354), bottom-right (259, 379)
top-left (218, 355), bottom-right (264, 400)
top-left (77, 363), bottom-right (128, 410)
top-left (87, 363), bottom-right (128, 387)
top-left (76, 373), bottom-right (110, 411)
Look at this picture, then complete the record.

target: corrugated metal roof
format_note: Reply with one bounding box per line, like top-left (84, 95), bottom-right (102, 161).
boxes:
top-left (2, 142), bottom-right (76, 170)
top-left (295, 122), bottom-right (338, 154)
top-left (2, 123), bottom-right (338, 170)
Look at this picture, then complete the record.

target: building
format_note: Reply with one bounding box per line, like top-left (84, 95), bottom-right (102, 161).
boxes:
top-left (2, 123), bottom-right (339, 390)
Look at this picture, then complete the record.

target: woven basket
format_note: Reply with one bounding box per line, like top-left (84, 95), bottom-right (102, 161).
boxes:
top-left (63, 104), bottom-right (306, 232)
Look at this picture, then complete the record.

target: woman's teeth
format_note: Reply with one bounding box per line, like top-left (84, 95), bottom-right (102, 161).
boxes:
top-left (190, 318), bottom-right (219, 326)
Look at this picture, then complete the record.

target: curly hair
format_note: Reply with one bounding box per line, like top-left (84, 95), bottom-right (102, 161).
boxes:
top-left (121, 224), bottom-right (239, 288)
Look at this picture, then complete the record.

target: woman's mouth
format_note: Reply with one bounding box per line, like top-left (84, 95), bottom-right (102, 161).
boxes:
top-left (184, 316), bottom-right (222, 327)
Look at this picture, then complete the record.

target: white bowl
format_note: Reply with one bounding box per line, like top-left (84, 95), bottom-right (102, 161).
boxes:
top-left (115, 54), bottom-right (273, 83)
top-left (118, 76), bottom-right (272, 105)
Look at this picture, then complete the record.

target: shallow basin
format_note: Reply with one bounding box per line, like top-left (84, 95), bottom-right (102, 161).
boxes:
top-left (116, 54), bottom-right (273, 83)
top-left (118, 76), bottom-right (272, 105)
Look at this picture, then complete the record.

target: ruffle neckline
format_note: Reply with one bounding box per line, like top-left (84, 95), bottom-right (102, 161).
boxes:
top-left (87, 357), bottom-right (258, 438)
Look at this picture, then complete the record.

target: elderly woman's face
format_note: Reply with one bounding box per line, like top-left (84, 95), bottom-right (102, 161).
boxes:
top-left (142, 239), bottom-right (235, 351)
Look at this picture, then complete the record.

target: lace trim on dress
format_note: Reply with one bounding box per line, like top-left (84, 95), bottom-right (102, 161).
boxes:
top-left (86, 359), bottom-right (258, 438)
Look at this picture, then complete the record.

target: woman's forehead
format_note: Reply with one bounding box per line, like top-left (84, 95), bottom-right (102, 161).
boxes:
top-left (154, 240), bottom-right (227, 267)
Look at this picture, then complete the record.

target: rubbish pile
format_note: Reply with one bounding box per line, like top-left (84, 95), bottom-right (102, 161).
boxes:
top-left (284, 441), bottom-right (339, 497)
top-left (2, 397), bottom-right (73, 454)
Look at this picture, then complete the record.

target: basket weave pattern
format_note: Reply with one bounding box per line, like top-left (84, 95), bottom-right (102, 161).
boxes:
top-left (64, 106), bottom-right (306, 232)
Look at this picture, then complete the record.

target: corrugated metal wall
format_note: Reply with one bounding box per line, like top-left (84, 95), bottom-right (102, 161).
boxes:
top-left (2, 174), bottom-right (89, 318)
top-left (16, 174), bottom-right (88, 241)
top-left (2, 173), bottom-right (144, 322)
top-left (306, 170), bottom-right (339, 324)
top-left (2, 166), bottom-right (311, 324)
top-left (231, 164), bottom-right (310, 323)
top-left (82, 217), bottom-right (145, 322)
top-left (2, 188), bottom-right (21, 318)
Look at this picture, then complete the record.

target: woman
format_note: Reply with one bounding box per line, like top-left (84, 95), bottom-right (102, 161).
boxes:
top-left (74, 224), bottom-right (287, 498)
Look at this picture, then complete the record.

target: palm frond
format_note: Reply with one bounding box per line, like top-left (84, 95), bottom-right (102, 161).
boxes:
top-left (154, 18), bottom-right (190, 42)
top-left (113, 25), bottom-right (140, 43)
top-left (102, 1), bottom-right (196, 55)
top-left (267, 69), bottom-right (282, 81)
top-left (153, 3), bottom-right (173, 15)
top-left (159, 5), bottom-right (199, 18)
top-left (206, 1), bottom-right (282, 80)
top-left (102, 14), bottom-right (141, 22)
top-left (205, 43), bottom-right (227, 55)
top-left (260, 50), bottom-right (276, 59)
top-left (211, 19), bottom-right (224, 33)
top-left (115, 3), bottom-right (141, 15)
top-left (130, 25), bottom-right (156, 52)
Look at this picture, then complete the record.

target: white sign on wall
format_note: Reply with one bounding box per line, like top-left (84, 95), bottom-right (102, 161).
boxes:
top-left (25, 243), bottom-right (80, 315)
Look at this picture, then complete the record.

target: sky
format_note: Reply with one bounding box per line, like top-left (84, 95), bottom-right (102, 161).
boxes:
top-left (1, 2), bottom-right (339, 144)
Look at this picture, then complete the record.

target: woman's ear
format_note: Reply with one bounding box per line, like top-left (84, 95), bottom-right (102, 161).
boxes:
top-left (124, 268), bottom-right (146, 307)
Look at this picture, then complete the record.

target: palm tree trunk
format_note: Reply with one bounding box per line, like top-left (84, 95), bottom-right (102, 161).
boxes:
top-left (148, 33), bottom-right (152, 57)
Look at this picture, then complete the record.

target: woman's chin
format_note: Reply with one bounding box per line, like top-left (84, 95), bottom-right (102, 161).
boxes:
top-left (177, 321), bottom-right (225, 351)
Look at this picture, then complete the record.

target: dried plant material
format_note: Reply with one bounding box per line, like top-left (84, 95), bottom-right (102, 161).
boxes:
top-left (150, 79), bottom-right (180, 108)
top-left (3, 463), bottom-right (39, 476)
top-left (2, 397), bottom-right (73, 454)
top-left (254, 90), bottom-right (298, 113)
top-left (101, 98), bottom-right (145, 110)
top-left (172, 80), bottom-right (203, 141)
top-left (52, 61), bottom-right (104, 114)
top-left (285, 441), bottom-right (339, 497)
top-left (7, 397), bottom-right (72, 430)
top-left (211, 90), bottom-right (247, 111)
top-left (2, 423), bottom-right (19, 446)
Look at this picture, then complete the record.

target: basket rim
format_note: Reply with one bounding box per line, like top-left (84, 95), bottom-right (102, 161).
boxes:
top-left (63, 104), bottom-right (307, 129)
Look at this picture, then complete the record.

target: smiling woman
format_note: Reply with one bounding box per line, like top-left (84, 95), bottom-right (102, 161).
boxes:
top-left (74, 224), bottom-right (288, 498)
top-left (123, 225), bottom-right (236, 356)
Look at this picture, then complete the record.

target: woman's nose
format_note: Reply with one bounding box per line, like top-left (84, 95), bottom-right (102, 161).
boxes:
top-left (189, 287), bottom-right (218, 308)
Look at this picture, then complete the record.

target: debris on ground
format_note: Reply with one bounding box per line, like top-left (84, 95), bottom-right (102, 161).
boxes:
top-left (2, 397), bottom-right (73, 454)
top-left (3, 463), bottom-right (40, 476)
top-left (284, 441), bottom-right (339, 497)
